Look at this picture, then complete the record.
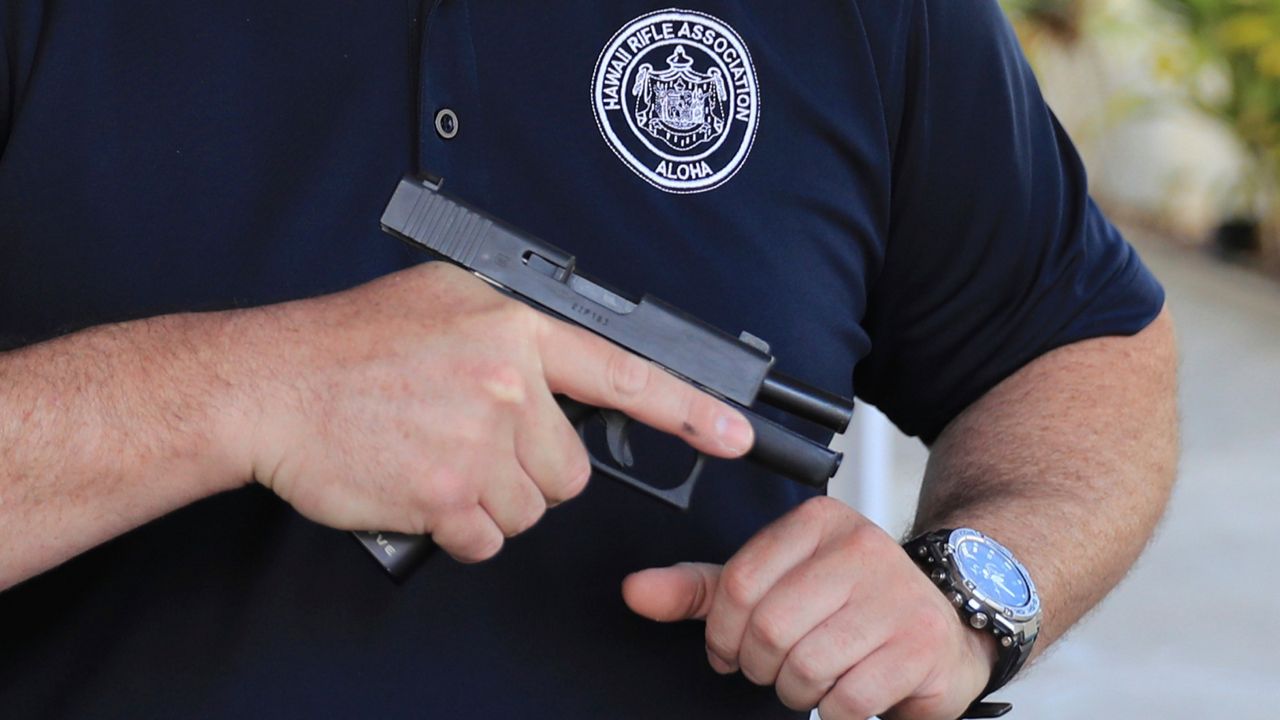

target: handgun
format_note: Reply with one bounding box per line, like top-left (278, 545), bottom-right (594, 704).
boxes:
top-left (354, 175), bottom-right (855, 580)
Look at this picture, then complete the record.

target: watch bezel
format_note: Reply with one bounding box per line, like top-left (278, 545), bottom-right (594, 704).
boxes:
top-left (945, 528), bottom-right (1041, 625)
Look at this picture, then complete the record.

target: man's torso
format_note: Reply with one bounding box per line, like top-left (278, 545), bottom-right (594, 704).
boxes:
top-left (0, 3), bottom-right (894, 717)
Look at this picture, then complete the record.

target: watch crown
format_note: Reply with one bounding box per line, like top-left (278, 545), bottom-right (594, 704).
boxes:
top-left (951, 592), bottom-right (965, 607)
top-left (930, 568), bottom-right (948, 584)
top-left (969, 613), bottom-right (990, 630)
top-left (916, 546), bottom-right (928, 558)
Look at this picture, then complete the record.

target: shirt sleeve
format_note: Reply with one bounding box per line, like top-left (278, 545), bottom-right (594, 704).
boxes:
top-left (853, 0), bottom-right (1165, 444)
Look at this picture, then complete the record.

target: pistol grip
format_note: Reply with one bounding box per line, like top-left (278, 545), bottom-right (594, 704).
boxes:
top-left (352, 530), bottom-right (434, 581)
top-left (354, 397), bottom-right (709, 580)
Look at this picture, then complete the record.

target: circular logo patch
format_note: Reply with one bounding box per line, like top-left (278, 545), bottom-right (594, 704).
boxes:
top-left (592, 9), bottom-right (760, 194)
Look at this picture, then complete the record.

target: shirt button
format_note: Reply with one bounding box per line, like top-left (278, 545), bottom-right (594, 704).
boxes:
top-left (435, 108), bottom-right (459, 139)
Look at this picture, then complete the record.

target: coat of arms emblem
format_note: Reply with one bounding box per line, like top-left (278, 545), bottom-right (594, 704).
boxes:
top-left (632, 46), bottom-right (727, 153)
top-left (592, 10), bottom-right (760, 194)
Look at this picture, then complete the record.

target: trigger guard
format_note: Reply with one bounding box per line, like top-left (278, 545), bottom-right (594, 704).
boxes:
top-left (582, 451), bottom-right (705, 510)
top-left (567, 407), bottom-right (706, 510)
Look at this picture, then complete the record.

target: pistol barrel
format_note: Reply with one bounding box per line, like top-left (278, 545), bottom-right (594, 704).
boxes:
top-left (759, 373), bottom-right (854, 432)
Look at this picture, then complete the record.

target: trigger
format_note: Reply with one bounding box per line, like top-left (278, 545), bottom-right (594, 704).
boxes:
top-left (601, 411), bottom-right (635, 467)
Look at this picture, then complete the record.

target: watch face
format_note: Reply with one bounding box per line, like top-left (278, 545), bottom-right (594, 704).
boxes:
top-left (954, 538), bottom-right (1031, 608)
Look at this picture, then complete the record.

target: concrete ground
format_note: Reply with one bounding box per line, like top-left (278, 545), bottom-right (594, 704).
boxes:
top-left (830, 227), bottom-right (1280, 719)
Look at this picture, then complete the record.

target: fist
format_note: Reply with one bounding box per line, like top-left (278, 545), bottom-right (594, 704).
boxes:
top-left (623, 496), bottom-right (997, 720)
top-left (231, 262), bottom-right (754, 562)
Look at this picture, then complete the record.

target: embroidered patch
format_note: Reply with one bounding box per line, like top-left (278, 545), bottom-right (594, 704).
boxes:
top-left (592, 9), bottom-right (760, 194)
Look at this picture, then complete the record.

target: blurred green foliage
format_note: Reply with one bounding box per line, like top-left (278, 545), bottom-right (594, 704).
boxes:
top-left (1007, 0), bottom-right (1280, 240)
top-left (1002, 0), bottom-right (1086, 43)
top-left (1154, 0), bottom-right (1280, 177)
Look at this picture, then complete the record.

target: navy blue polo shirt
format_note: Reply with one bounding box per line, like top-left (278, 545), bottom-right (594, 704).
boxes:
top-left (0, 2), bottom-right (1162, 718)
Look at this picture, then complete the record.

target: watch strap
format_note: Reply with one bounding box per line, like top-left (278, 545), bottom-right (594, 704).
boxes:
top-left (980, 617), bottom-right (1035, 698)
top-left (960, 701), bottom-right (1013, 718)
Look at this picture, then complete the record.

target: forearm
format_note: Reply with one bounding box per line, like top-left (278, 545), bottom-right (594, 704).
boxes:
top-left (0, 259), bottom-right (753, 589)
top-left (912, 307), bottom-right (1179, 654)
top-left (0, 312), bottom-right (253, 589)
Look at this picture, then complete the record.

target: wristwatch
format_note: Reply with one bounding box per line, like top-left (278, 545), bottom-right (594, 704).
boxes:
top-left (904, 528), bottom-right (1042, 719)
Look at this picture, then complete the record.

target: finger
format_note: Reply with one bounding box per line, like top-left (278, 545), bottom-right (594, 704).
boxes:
top-left (774, 602), bottom-right (893, 711)
top-left (477, 458), bottom-right (547, 538)
top-left (622, 563), bottom-right (722, 622)
top-left (536, 317), bottom-right (753, 458)
top-left (816, 641), bottom-right (935, 720)
top-left (430, 505), bottom-right (505, 563)
top-left (737, 543), bottom-right (861, 686)
top-left (513, 384), bottom-right (591, 505)
top-left (704, 499), bottom-right (834, 672)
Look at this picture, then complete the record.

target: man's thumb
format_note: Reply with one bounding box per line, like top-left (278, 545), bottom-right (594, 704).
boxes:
top-left (622, 562), bottom-right (722, 622)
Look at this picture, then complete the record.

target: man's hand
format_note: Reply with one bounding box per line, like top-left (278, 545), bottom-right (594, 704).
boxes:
top-left (0, 260), bottom-right (753, 588)
top-left (622, 496), bottom-right (994, 720)
top-left (620, 308), bottom-right (1179, 719)
top-left (237, 262), bottom-right (754, 562)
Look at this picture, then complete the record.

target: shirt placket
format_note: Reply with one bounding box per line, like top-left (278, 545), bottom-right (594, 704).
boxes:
top-left (416, 0), bottom-right (488, 202)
